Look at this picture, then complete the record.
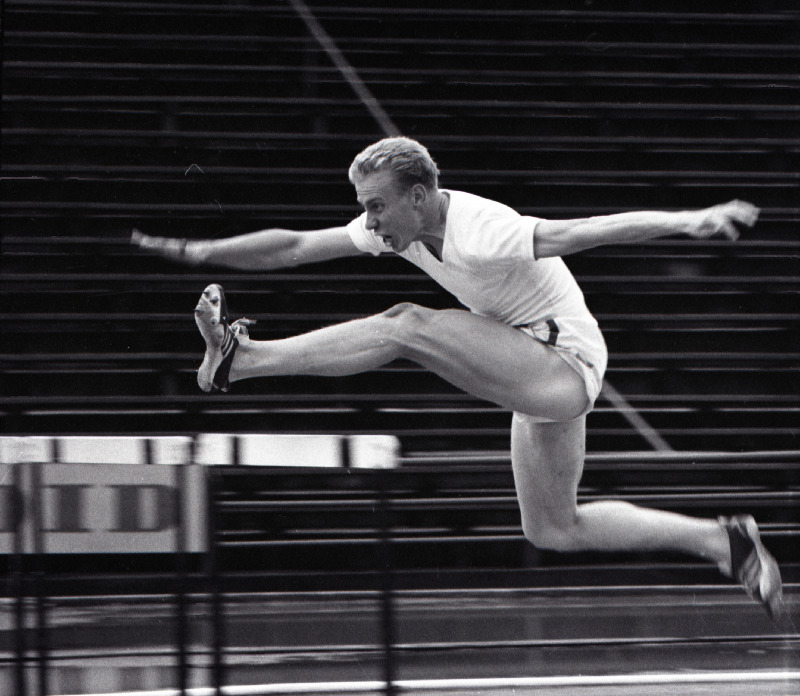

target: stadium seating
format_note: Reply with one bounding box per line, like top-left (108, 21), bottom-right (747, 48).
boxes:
top-left (1, 1), bottom-right (798, 585)
top-left (3, 1), bottom-right (798, 455)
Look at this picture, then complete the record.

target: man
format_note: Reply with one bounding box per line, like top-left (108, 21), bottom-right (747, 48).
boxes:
top-left (133, 136), bottom-right (783, 618)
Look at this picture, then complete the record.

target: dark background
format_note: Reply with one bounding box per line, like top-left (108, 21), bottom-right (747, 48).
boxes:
top-left (2, 0), bottom-right (799, 580)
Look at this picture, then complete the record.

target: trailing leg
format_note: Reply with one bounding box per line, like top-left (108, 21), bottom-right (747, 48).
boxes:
top-left (510, 416), bottom-right (783, 617)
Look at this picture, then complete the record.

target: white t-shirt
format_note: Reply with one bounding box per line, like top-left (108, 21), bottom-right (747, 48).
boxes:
top-left (346, 189), bottom-right (596, 328)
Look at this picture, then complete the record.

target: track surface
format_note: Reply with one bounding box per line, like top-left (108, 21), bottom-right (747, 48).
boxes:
top-left (2, 586), bottom-right (798, 695)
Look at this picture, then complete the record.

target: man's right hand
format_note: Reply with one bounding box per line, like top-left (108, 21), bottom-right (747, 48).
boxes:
top-left (131, 229), bottom-right (205, 265)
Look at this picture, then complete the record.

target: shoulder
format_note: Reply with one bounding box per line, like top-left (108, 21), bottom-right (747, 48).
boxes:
top-left (447, 189), bottom-right (519, 220)
top-left (446, 190), bottom-right (538, 263)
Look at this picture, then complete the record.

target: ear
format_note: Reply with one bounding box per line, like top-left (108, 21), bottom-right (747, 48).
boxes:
top-left (411, 183), bottom-right (427, 206)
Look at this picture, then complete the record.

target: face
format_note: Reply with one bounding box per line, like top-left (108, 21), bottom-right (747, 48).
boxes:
top-left (354, 170), bottom-right (422, 253)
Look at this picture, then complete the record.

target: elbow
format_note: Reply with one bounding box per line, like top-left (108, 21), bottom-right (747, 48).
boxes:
top-left (251, 230), bottom-right (304, 270)
top-left (277, 237), bottom-right (306, 268)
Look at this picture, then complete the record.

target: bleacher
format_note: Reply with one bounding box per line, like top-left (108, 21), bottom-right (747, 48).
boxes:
top-left (3, 1), bottom-right (798, 454)
top-left (210, 452), bottom-right (799, 590)
top-left (2, 1), bottom-right (799, 585)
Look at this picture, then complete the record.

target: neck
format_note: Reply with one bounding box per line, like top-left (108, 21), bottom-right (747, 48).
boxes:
top-left (419, 190), bottom-right (449, 246)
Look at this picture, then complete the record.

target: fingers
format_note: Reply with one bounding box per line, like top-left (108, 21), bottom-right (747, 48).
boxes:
top-left (725, 199), bottom-right (760, 238)
top-left (703, 200), bottom-right (760, 241)
top-left (131, 228), bottom-right (161, 251)
top-left (730, 199), bottom-right (760, 228)
top-left (130, 228), bottom-right (188, 260)
top-left (131, 228), bottom-right (145, 246)
top-left (718, 217), bottom-right (740, 241)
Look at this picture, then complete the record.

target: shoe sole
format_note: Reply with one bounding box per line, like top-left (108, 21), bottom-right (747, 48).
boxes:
top-left (195, 283), bottom-right (230, 392)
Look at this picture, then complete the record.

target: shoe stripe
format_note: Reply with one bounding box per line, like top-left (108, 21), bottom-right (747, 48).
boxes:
top-left (221, 326), bottom-right (234, 355)
top-left (743, 552), bottom-right (760, 576)
top-left (213, 332), bottom-right (238, 392)
top-left (727, 521), bottom-right (755, 578)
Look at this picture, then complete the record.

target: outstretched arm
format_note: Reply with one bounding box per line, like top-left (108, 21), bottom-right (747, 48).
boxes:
top-left (533, 199), bottom-right (759, 259)
top-left (131, 225), bottom-right (364, 270)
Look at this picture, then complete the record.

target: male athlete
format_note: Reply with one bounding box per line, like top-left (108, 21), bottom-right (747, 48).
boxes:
top-left (133, 136), bottom-right (783, 618)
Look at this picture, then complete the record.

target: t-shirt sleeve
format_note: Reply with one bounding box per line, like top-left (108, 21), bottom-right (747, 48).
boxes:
top-left (464, 208), bottom-right (541, 265)
top-left (346, 213), bottom-right (386, 256)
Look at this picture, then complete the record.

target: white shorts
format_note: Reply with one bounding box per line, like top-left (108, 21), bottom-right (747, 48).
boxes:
top-left (515, 316), bottom-right (608, 423)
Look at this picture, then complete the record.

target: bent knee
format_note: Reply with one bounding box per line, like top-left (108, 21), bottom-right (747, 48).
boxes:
top-left (379, 302), bottom-right (432, 346)
top-left (381, 302), bottom-right (426, 321)
top-left (522, 516), bottom-right (581, 553)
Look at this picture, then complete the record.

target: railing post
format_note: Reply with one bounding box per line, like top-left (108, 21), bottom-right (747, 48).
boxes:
top-left (206, 466), bottom-right (225, 695)
top-left (29, 461), bottom-right (48, 696)
top-left (12, 463), bottom-right (28, 696)
top-left (174, 463), bottom-right (189, 695)
top-left (376, 470), bottom-right (396, 696)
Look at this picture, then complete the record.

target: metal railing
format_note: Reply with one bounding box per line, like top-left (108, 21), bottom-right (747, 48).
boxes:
top-left (3, 448), bottom-right (799, 695)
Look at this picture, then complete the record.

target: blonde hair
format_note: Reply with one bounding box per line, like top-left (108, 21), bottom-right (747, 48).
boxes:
top-left (348, 136), bottom-right (439, 191)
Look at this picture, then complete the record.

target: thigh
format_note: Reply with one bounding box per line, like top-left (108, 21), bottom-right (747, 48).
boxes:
top-left (402, 307), bottom-right (589, 421)
top-left (510, 415), bottom-right (586, 532)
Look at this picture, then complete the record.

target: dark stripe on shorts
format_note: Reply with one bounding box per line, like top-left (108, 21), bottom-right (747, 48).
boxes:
top-left (546, 318), bottom-right (560, 346)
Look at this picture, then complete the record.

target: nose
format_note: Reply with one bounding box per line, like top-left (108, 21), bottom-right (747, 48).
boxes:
top-left (366, 214), bottom-right (379, 231)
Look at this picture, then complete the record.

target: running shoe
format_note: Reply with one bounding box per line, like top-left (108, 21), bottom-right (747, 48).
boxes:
top-left (720, 514), bottom-right (784, 619)
top-left (194, 284), bottom-right (253, 392)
